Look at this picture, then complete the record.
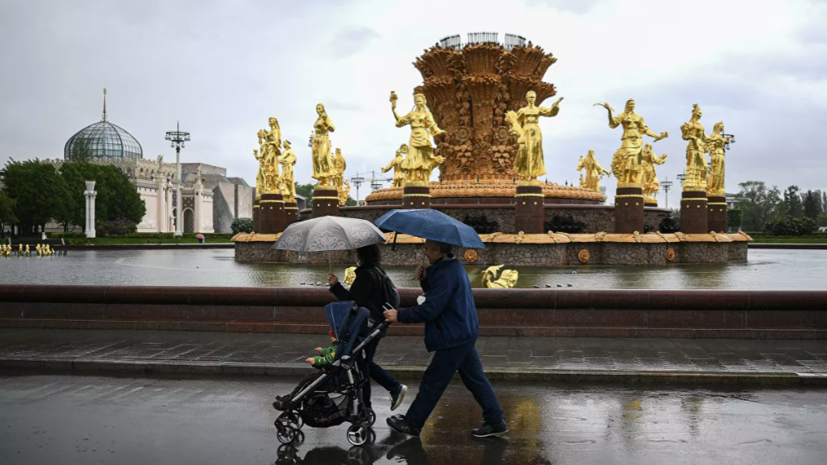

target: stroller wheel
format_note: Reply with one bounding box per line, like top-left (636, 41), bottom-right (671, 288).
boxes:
top-left (365, 408), bottom-right (376, 427)
top-left (277, 411), bottom-right (303, 430)
top-left (346, 424), bottom-right (369, 446)
top-left (293, 430), bottom-right (305, 446)
top-left (276, 424), bottom-right (296, 444)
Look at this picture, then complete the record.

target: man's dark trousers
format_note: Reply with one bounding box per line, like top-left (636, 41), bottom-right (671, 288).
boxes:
top-left (405, 341), bottom-right (503, 430)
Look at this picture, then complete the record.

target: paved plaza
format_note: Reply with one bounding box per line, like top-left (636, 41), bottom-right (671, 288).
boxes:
top-left (1, 329), bottom-right (827, 384)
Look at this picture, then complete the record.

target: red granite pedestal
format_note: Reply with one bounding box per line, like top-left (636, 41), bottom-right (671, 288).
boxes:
top-left (514, 184), bottom-right (545, 234)
top-left (259, 192), bottom-right (286, 234)
top-left (707, 195), bottom-right (727, 233)
top-left (614, 186), bottom-right (645, 234)
top-left (680, 190), bottom-right (708, 234)
top-left (312, 186), bottom-right (340, 218)
top-left (252, 198), bottom-right (260, 232)
top-left (284, 201), bottom-right (298, 227)
top-left (402, 184), bottom-right (431, 209)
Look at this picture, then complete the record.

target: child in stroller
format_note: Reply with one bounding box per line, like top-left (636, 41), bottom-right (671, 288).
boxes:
top-left (272, 301), bottom-right (388, 447)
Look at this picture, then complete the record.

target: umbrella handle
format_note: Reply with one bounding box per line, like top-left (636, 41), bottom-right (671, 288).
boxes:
top-left (328, 250), bottom-right (332, 274)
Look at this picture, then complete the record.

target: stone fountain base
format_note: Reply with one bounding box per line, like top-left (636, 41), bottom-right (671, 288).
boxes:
top-left (232, 231), bottom-right (751, 267)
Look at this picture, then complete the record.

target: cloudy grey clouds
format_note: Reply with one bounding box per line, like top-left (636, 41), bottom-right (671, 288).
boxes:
top-left (1, 0), bottom-right (825, 208)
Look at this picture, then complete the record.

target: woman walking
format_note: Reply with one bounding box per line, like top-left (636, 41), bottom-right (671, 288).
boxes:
top-left (328, 244), bottom-right (407, 412)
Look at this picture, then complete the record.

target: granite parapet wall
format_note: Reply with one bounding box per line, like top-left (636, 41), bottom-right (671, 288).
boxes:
top-left (1, 285), bottom-right (825, 339)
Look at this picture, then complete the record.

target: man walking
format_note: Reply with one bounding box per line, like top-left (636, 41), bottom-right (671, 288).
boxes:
top-left (383, 239), bottom-right (507, 438)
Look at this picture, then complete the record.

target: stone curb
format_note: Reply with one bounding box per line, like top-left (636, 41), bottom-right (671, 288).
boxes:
top-left (2, 357), bottom-right (825, 387)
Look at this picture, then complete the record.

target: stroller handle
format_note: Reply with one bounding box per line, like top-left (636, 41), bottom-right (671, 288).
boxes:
top-left (350, 320), bottom-right (390, 356)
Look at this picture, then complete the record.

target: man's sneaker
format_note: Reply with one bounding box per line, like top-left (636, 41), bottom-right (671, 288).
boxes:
top-left (387, 415), bottom-right (420, 437)
top-left (391, 384), bottom-right (408, 411)
top-left (471, 420), bottom-right (509, 438)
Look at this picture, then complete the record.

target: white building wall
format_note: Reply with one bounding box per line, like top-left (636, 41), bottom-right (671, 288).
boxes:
top-left (137, 185), bottom-right (159, 233)
top-left (201, 193), bottom-right (214, 233)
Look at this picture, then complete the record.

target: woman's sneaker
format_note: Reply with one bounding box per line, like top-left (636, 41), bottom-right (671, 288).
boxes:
top-left (471, 420), bottom-right (509, 438)
top-left (391, 384), bottom-right (408, 411)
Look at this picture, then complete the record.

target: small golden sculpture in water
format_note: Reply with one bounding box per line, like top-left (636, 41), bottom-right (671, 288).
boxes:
top-left (706, 122), bottom-right (730, 197)
top-left (576, 150), bottom-right (611, 193)
top-left (680, 104), bottom-right (709, 191)
top-left (311, 104), bottom-right (336, 187)
top-left (343, 266), bottom-right (357, 286)
top-left (482, 265), bottom-right (519, 289)
top-left (18, 243), bottom-right (22, 255)
top-left (391, 91), bottom-right (445, 185)
top-left (595, 99), bottom-right (667, 186)
top-left (641, 143), bottom-right (667, 203)
top-left (508, 91), bottom-right (563, 184)
top-left (382, 144), bottom-right (408, 188)
top-left (35, 244), bottom-right (42, 256)
top-left (278, 140), bottom-right (297, 201)
top-left (25, 244), bottom-right (30, 256)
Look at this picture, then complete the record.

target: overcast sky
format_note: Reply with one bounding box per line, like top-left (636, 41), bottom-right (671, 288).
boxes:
top-left (1, 0), bottom-right (825, 208)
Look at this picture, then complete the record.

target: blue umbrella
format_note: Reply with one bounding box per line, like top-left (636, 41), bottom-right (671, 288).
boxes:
top-left (374, 209), bottom-right (485, 249)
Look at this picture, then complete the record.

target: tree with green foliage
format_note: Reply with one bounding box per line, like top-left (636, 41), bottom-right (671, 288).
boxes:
top-left (60, 162), bottom-right (145, 231)
top-left (735, 181), bottom-right (782, 232)
top-left (764, 216), bottom-right (818, 236)
top-left (727, 208), bottom-right (742, 232)
top-left (782, 185), bottom-right (803, 218)
top-left (231, 218), bottom-right (254, 234)
top-left (2, 160), bottom-right (70, 234)
top-left (0, 190), bottom-right (19, 237)
top-left (818, 213), bottom-right (827, 228)
top-left (803, 190), bottom-right (820, 220)
top-left (294, 182), bottom-right (316, 200)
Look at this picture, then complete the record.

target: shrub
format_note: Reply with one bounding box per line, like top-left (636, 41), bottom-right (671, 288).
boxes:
top-left (763, 216), bottom-right (818, 236)
top-left (231, 218), bottom-right (254, 234)
top-left (98, 219), bottom-right (137, 236)
top-left (544, 215), bottom-right (586, 234)
top-left (659, 217), bottom-right (680, 234)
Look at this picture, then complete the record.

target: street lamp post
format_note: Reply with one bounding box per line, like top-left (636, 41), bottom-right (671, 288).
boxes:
top-left (661, 177), bottom-right (673, 209)
top-left (165, 122), bottom-right (190, 237)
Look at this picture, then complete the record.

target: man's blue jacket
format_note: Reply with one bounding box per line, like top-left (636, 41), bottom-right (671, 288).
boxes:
top-left (397, 256), bottom-right (479, 352)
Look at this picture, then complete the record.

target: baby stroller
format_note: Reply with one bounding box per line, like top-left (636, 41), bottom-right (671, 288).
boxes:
top-left (274, 301), bottom-right (387, 446)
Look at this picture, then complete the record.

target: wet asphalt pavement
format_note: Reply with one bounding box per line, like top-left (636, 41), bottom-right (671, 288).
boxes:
top-left (1, 372), bottom-right (826, 465)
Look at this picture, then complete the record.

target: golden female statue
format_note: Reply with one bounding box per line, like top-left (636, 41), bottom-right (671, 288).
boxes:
top-left (706, 122), bottom-right (730, 196)
top-left (333, 148), bottom-right (347, 204)
top-left (253, 149), bottom-right (265, 195)
top-left (311, 104), bottom-right (336, 187)
top-left (278, 140), bottom-right (297, 201)
top-left (510, 91), bottom-right (563, 183)
top-left (382, 144), bottom-right (408, 188)
top-left (680, 104), bottom-right (710, 191)
top-left (258, 117), bottom-right (282, 193)
top-left (391, 91), bottom-right (445, 184)
top-left (595, 99), bottom-right (667, 186)
top-left (576, 150), bottom-right (611, 193)
top-left (641, 143), bottom-right (667, 202)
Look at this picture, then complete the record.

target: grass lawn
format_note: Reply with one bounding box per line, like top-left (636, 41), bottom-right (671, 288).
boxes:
top-left (64, 236), bottom-right (233, 245)
top-left (748, 236), bottom-right (827, 244)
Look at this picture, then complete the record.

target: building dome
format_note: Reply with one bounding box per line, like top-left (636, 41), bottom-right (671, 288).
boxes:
top-left (63, 88), bottom-right (143, 161)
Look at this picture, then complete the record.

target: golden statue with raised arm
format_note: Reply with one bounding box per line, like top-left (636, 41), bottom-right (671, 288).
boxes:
top-left (311, 104), bottom-right (336, 187)
top-left (509, 91), bottom-right (563, 183)
top-left (680, 104), bottom-right (710, 191)
top-left (391, 91), bottom-right (445, 184)
top-left (641, 143), bottom-right (667, 202)
top-left (278, 140), bottom-right (297, 202)
top-left (706, 122), bottom-right (730, 196)
top-left (258, 117), bottom-right (283, 193)
top-left (576, 150), bottom-right (611, 193)
top-left (594, 99), bottom-right (668, 186)
top-left (382, 144), bottom-right (408, 188)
